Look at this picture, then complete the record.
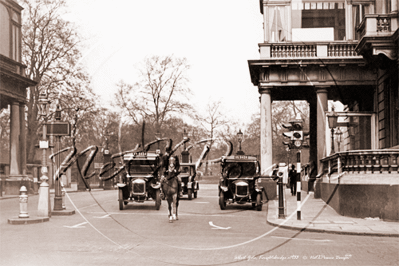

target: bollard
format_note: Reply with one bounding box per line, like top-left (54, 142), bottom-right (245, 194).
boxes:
top-left (278, 172), bottom-right (286, 219)
top-left (37, 175), bottom-right (50, 218)
top-left (61, 187), bottom-right (66, 210)
top-left (19, 186), bottom-right (29, 218)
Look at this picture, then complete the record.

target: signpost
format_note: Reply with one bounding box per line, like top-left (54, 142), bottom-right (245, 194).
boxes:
top-left (48, 103), bottom-right (71, 212)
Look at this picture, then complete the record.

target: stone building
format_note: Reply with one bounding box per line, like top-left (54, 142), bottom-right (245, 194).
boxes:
top-left (1, 0), bottom-right (37, 195)
top-left (249, 0), bottom-right (398, 220)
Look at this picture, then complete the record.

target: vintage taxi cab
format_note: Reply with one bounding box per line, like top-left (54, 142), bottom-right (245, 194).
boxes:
top-left (218, 154), bottom-right (263, 211)
top-left (117, 151), bottom-right (162, 210)
top-left (179, 162), bottom-right (198, 200)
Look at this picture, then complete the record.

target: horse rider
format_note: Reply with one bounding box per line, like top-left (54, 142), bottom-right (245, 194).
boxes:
top-left (160, 155), bottom-right (183, 200)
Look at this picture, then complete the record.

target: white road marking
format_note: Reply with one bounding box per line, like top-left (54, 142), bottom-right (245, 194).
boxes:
top-left (271, 236), bottom-right (332, 242)
top-left (64, 222), bottom-right (88, 228)
top-left (94, 214), bottom-right (111, 218)
top-left (209, 221), bottom-right (231, 230)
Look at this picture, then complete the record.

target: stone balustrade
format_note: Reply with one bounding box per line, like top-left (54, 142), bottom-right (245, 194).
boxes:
top-left (260, 42), bottom-right (361, 59)
top-left (357, 14), bottom-right (398, 38)
top-left (321, 150), bottom-right (399, 176)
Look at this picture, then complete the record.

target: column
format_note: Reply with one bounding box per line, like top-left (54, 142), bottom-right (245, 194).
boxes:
top-left (9, 102), bottom-right (20, 177)
top-left (309, 95), bottom-right (317, 176)
top-left (316, 88), bottom-right (328, 177)
top-left (346, 3), bottom-right (353, 41)
top-left (263, 5), bottom-right (269, 42)
top-left (286, 5), bottom-right (292, 41)
top-left (19, 103), bottom-right (26, 175)
top-left (259, 87), bottom-right (273, 175)
top-left (392, 0), bottom-right (398, 13)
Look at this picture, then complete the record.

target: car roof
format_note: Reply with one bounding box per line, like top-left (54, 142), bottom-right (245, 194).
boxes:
top-left (124, 152), bottom-right (158, 161)
top-left (180, 163), bottom-right (196, 166)
top-left (222, 155), bottom-right (258, 162)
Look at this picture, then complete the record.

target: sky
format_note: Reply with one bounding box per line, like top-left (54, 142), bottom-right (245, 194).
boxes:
top-left (64, 0), bottom-right (264, 127)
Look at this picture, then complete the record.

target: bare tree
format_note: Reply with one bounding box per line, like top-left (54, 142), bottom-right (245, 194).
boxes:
top-left (114, 55), bottom-right (193, 135)
top-left (21, 0), bottom-right (83, 162)
top-left (196, 100), bottom-right (229, 174)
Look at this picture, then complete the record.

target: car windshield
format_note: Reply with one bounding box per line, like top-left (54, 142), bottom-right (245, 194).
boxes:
top-left (223, 162), bottom-right (257, 178)
top-left (180, 166), bottom-right (193, 175)
top-left (127, 159), bottom-right (157, 174)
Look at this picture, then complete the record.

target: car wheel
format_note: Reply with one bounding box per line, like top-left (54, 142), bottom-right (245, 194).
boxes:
top-left (256, 193), bottom-right (262, 211)
top-left (155, 189), bottom-right (161, 210)
top-left (219, 191), bottom-right (226, 210)
top-left (118, 189), bottom-right (124, 210)
top-left (188, 189), bottom-right (192, 200)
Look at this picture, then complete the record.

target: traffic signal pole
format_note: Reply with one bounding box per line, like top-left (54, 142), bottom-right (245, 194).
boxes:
top-left (296, 150), bottom-right (301, 220)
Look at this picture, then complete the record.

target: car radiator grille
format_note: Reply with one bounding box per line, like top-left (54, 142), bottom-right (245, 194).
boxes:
top-left (236, 184), bottom-right (248, 196)
top-left (133, 182), bottom-right (145, 194)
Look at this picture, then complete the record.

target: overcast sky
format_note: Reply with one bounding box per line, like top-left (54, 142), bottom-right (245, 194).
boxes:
top-left (64, 0), bottom-right (264, 127)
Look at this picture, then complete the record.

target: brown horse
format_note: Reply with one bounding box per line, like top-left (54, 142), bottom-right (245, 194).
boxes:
top-left (162, 155), bottom-right (180, 223)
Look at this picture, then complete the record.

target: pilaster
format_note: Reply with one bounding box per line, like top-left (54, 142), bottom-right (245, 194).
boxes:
top-left (259, 87), bottom-right (273, 176)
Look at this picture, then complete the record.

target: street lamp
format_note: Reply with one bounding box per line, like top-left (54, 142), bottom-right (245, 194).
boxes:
top-left (53, 99), bottom-right (64, 211)
top-left (103, 129), bottom-right (113, 190)
top-left (181, 128), bottom-right (190, 163)
top-left (236, 129), bottom-right (245, 155)
top-left (328, 109), bottom-right (338, 155)
top-left (38, 91), bottom-right (50, 182)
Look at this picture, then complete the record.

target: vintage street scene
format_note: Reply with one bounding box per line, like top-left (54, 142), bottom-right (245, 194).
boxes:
top-left (1, 0), bottom-right (398, 265)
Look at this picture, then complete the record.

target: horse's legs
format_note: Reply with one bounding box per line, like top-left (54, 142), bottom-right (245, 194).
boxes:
top-left (172, 194), bottom-right (178, 221)
top-left (167, 199), bottom-right (173, 223)
top-left (175, 195), bottom-right (179, 220)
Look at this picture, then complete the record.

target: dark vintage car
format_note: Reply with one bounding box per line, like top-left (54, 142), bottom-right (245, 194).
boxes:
top-left (179, 162), bottom-right (199, 200)
top-left (218, 155), bottom-right (264, 211)
top-left (117, 151), bottom-right (162, 210)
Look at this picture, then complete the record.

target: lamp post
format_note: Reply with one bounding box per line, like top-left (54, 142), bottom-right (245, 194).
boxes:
top-left (37, 91), bottom-right (51, 217)
top-left (53, 100), bottom-right (64, 211)
top-left (328, 109), bottom-right (338, 155)
top-left (103, 130), bottom-right (113, 190)
top-left (181, 128), bottom-right (189, 163)
top-left (38, 91), bottom-right (50, 184)
top-left (236, 129), bottom-right (245, 155)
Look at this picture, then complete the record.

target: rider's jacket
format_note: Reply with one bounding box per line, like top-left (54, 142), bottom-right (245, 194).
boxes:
top-left (163, 169), bottom-right (180, 180)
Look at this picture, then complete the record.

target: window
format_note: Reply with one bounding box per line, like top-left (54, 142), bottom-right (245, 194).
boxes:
top-left (292, 1), bottom-right (346, 41)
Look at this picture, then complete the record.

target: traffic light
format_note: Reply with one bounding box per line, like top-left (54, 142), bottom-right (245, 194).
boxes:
top-left (282, 119), bottom-right (303, 149)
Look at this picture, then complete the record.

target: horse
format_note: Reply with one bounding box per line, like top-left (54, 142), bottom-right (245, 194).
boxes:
top-left (161, 155), bottom-right (180, 223)
top-left (163, 174), bottom-right (179, 222)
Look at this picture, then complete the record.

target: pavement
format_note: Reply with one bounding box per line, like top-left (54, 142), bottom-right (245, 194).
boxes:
top-left (2, 186), bottom-right (399, 237)
top-left (266, 188), bottom-right (399, 237)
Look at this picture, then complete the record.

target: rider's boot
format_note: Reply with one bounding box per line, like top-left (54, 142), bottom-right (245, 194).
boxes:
top-left (160, 186), bottom-right (165, 200)
top-left (178, 179), bottom-right (183, 198)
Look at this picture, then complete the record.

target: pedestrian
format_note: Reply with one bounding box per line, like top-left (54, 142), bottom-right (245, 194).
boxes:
top-left (289, 164), bottom-right (297, 196)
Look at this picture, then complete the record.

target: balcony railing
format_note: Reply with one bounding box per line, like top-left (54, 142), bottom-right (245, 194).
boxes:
top-left (321, 150), bottom-right (399, 176)
top-left (357, 14), bottom-right (398, 39)
top-left (260, 42), bottom-right (361, 59)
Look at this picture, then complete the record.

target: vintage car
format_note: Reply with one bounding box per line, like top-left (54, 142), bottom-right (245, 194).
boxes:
top-left (218, 155), bottom-right (263, 211)
top-left (179, 162), bottom-right (199, 200)
top-left (117, 151), bottom-right (162, 210)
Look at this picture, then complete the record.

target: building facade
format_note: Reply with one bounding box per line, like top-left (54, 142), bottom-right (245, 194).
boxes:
top-left (249, 0), bottom-right (398, 220)
top-left (0, 0), bottom-right (36, 195)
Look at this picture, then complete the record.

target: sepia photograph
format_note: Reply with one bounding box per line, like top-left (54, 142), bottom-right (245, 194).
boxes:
top-left (1, 0), bottom-right (398, 265)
